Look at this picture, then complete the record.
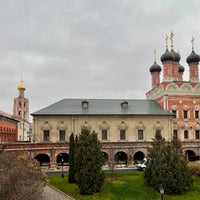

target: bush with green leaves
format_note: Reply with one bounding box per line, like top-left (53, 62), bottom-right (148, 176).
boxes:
top-left (68, 132), bottom-right (76, 183)
top-left (144, 133), bottom-right (193, 194)
top-left (75, 127), bottom-right (105, 195)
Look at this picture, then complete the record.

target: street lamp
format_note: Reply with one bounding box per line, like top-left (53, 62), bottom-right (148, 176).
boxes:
top-left (61, 158), bottom-right (64, 178)
top-left (160, 184), bottom-right (164, 200)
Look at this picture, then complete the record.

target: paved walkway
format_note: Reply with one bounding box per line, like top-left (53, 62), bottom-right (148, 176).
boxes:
top-left (41, 185), bottom-right (75, 200)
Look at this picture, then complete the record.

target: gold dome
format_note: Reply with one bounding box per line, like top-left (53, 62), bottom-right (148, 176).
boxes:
top-left (18, 81), bottom-right (26, 90)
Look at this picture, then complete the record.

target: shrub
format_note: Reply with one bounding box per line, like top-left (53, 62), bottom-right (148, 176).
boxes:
top-left (144, 132), bottom-right (193, 194)
top-left (75, 127), bottom-right (105, 195)
top-left (68, 132), bottom-right (76, 183)
top-left (0, 151), bottom-right (47, 200)
top-left (187, 162), bottom-right (200, 177)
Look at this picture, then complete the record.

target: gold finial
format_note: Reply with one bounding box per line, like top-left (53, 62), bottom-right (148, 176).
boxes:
top-left (153, 48), bottom-right (156, 62)
top-left (18, 80), bottom-right (26, 90)
top-left (170, 31), bottom-right (174, 49)
top-left (191, 36), bottom-right (195, 51)
top-left (165, 34), bottom-right (168, 49)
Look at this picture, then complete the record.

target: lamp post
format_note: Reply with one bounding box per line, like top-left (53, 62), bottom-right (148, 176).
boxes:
top-left (61, 158), bottom-right (64, 178)
top-left (160, 184), bottom-right (164, 200)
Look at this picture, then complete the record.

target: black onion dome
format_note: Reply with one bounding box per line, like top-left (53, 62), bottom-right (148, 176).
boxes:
top-left (178, 63), bottom-right (185, 73)
top-left (186, 50), bottom-right (200, 64)
top-left (149, 61), bottom-right (162, 73)
top-left (171, 49), bottom-right (181, 62)
top-left (160, 49), bottom-right (174, 62)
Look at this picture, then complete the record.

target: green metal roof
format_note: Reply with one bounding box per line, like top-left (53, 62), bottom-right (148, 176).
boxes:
top-left (32, 99), bottom-right (172, 116)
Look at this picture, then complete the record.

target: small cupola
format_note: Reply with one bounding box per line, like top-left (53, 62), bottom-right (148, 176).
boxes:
top-left (121, 100), bottom-right (128, 109)
top-left (82, 100), bottom-right (89, 108)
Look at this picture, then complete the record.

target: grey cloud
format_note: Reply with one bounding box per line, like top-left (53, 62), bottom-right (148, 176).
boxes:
top-left (0, 0), bottom-right (200, 115)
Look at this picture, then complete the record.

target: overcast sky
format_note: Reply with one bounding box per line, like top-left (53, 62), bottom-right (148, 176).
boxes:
top-left (1, 0), bottom-right (200, 118)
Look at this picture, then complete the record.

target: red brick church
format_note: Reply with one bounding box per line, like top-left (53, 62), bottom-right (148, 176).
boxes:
top-left (146, 32), bottom-right (200, 160)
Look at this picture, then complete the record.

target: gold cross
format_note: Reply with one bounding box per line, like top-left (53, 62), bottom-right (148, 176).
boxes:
top-left (191, 36), bottom-right (194, 50)
top-left (170, 31), bottom-right (174, 49)
top-left (154, 49), bottom-right (156, 62)
top-left (165, 34), bottom-right (168, 49)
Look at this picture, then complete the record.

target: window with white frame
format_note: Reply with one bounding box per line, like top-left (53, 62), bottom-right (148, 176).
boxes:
top-left (138, 129), bottom-right (143, 140)
top-left (195, 110), bottom-right (199, 119)
top-left (44, 130), bottom-right (50, 141)
top-left (101, 129), bottom-right (107, 140)
top-left (59, 130), bottom-right (66, 141)
top-left (183, 110), bottom-right (188, 119)
top-left (184, 130), bottom-right (189, 139)
top-left (120, 129), bottom-right (126, 140)
top-left (196, 130), bottom-right (200, 139)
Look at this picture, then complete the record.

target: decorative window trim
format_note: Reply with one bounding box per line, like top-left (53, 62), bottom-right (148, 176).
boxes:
top-left (57, 121), bottom-right (67, 131)
top-left (99, 121), bottom-right (110, 130)
top-left (118, 121), bottom-right (128, 130)
top-left (173, 121), bottom-right (179, 129)
top-left (194, 122), bottom-right (200, 130)
top-left (81, 121), bottom-right (91, 129)
top-left (153, 121), bottom-right (163, 130)
top-left (41, 121), bottom-right (52, 131)
top-left (135, 122), bottom-right (145, 130)
top-left (183, 105), bottom-right (189, 111)
top-left (181, 122), bottom-right (192, 130)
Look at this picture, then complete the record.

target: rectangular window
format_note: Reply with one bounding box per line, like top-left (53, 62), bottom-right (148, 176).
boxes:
top-left (59, 130), bottom-right (66, 141)
top-left (102, 130), bottom-right (107, 140)
top-left (138, 129), bottom-right (143, 140)
top-left (173, 130), bottom-right (178, 138)
top-left (120, 129), bottom-right (126, 140)
top-left (195, 110), bottom-right (199, 119)
top-left (44, 130), bottom-right (50, 141)
top-left (172, 110), bottom-right (176, 118)
top-left (183, 110), bottom-right (188, 119)
top-left (155, 129), bottom-right (161, 135)
top-left (196, 130), bottom-right (200, 139)
top-left (184, 130), bottom-right (188, 139)
top-left (19, 102), bottom-right (21, 107)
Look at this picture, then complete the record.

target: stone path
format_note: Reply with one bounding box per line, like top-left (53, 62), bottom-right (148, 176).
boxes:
top-left (41, 185), bottom-right (75, 200)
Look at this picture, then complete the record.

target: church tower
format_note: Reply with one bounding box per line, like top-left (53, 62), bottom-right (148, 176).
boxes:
top-left (146, 32), bottom-right (200, 161)
top-left (13, 81), bottom-right (29, 122)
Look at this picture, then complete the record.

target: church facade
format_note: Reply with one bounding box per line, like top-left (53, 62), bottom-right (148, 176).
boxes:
top-left (146, 33), bottom-right (200, 160)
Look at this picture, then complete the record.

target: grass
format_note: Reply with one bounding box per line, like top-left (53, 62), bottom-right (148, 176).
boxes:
top-left (48, 172), bottom-right (200, 200)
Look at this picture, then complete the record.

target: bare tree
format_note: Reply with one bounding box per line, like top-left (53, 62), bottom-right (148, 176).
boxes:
top-left (0, 151), bottom-right (47, 200)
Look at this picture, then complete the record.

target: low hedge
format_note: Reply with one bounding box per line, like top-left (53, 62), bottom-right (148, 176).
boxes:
top-left (187, 162), bottom-right (200, 177)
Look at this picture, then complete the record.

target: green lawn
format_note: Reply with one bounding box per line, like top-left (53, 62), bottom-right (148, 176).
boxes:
top-left (48, 172), bottom-right (200, 200)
